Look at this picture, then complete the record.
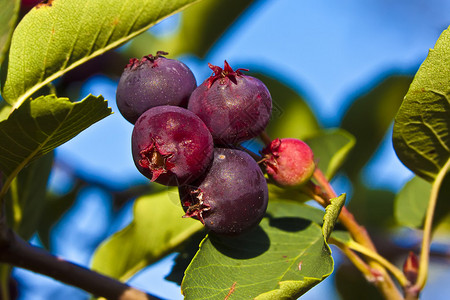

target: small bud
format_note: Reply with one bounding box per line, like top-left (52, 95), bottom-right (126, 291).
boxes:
top-left (403, 251), bottom-right (419, 284)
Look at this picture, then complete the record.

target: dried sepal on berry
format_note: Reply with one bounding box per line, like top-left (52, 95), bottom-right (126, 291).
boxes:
top-left (262, 138), bottom-right (315, 187)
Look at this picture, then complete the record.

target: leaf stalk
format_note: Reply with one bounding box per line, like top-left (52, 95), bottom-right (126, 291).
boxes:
top-left (414, 158), bottom-right (450, 291)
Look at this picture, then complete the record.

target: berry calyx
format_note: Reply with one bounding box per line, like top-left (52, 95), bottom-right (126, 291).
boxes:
top-left (206, 60), bottom-right (248, 87)
top-left (116, 51), bottom-right (197, 124)
top-left (179, 148), bottom-right (269, 236)
top-left (132, 106), bottom-right (214, 186)
top-left (188, 61), bottom-right (272, 145)
top-left (137, 140), bottom-right (175, 182)
top-left (262, 138), bottom-right (315, 187)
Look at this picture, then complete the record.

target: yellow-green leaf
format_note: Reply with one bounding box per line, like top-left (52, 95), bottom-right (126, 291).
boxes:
top-left (1, 0), bottom-right (202, 110)
top-left (393, 26), bottom-right (450, 182)
top-left (91, 188), bottom-right (203, 281)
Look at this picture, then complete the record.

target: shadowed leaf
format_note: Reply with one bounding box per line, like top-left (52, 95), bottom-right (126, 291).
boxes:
top-left (5, 152), bottom-right (53, 241)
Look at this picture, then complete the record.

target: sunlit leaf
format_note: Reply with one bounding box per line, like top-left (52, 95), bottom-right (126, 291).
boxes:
top-left (323, 194), bottom-right (346, 242)
top-left (1, 0), bottom-right (202, 109)
top-left (5, 152), bottom-right (53, 240)
top-left (305, 129), bottom-right (355, 180)
top-left (0, 94), bottom-right (111, 198)
top-left (393, 26), bottom-right (450, 181)
top-left (0, 0), bottom-right (20, 66)
top-left (341, 75), bottom-right (412, 178)
top-left (0, 100), bottom-right (10, 122)
top-left (126, 0), bottom-right (254, 59)
top-left (182, 200), bottom-right (333, 300)
top-left (91, 188), bottom-right (203, 281)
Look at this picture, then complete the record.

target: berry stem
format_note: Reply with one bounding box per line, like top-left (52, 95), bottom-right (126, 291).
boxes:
top-left (329, 238), bottom-right (378, 282)
top-left (259, 131), bottom-right (272, 146)
top-left (414, 158), bottom-right (450, 292)
top-left (310, 167), bottom-right (404, 299)
top-left (237, 145), bottom-right (263, 162)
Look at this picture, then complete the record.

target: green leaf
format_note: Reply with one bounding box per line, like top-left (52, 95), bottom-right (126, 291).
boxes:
top-left (322, 194), bottom-right (346, 242)
top-left (0, 94), bottom-right (111, 199)
top-left (0, 0), bottom-right (20, 66)
top-left (305, 129), bottom-right (355, 180)
top-left (126, 0), bottom-right (254, 59)
top-left (393, 26), bottom-right (450, 181)
top-left (395, 174), bottom-right (450, 229)
top-left (91, 188), bottom-right (203, 281)
top-left (258, 72), bottom-right (320, 141)
top-left (6, 152), bottom-right (53, 240)
top-left (1, 0), bottom-right (202, 109)
top-left (181, 200), bottom-right (333, 300)
top-left (0, 100), bottom-right (10, 122)
top-left (341, 75), bottom-right (412, 178)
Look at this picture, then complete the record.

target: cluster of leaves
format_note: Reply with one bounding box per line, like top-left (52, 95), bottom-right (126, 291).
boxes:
top-left (0, 0), bottom-right (449, 299)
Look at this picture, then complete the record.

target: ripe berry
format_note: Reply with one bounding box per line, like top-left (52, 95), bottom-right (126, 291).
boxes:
top-left (188, 61), bottom-right (272, 145)
top-left (116, 51), bottom-right (197, 124)
top-left (132, 106), bottom-right (213, 186)
top-left (179, 148), bottom-right (269, 236)
top-left (262, 138), bottom-right (315, 187)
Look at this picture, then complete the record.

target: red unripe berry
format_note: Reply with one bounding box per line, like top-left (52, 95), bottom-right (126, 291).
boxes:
top-left (262, 138), bottom-right (315, 187)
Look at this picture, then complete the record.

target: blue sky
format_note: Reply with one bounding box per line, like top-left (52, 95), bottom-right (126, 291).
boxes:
top-left (13, 1), bottom-right (450, 299)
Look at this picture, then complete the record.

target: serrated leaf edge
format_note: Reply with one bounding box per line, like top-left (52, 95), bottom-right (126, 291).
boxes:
top-left (7, 0), bottom-right (202, 113)
top-left (0, 94), bottom-right (110, 200)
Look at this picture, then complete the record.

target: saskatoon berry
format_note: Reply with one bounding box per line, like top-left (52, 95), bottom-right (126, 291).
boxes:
top-left (179, 148), bottom-right (269, 236)
top-left (188, 61), bottom-right (272, 145)
top-left (262, 138), bottom-right (315, 187)
top-left (116, 51), bottom-right (197, 124)
top-left (132, 106), bottom-right (213, 186)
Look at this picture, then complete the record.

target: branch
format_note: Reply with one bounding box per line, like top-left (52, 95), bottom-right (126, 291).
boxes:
top-left (0, 226), bottom-right (161, 300)
top-left (311, 167), bottom-right (404, 300)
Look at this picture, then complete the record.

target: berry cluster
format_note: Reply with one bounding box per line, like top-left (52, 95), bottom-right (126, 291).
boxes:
top-left (116, 52), bottom-right (315, 236)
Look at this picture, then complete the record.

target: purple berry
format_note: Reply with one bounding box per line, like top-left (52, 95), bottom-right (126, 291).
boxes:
top-left (188, 61), bottom-right (272, 145)
top-left (179, 148), bottom-right (269, 236)
top-left (132, 106), bottom-right (213, 186)
top-left (116, 51), bottom-right (197, 124)
top-left (262, 138), bottom-right (315, 187)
